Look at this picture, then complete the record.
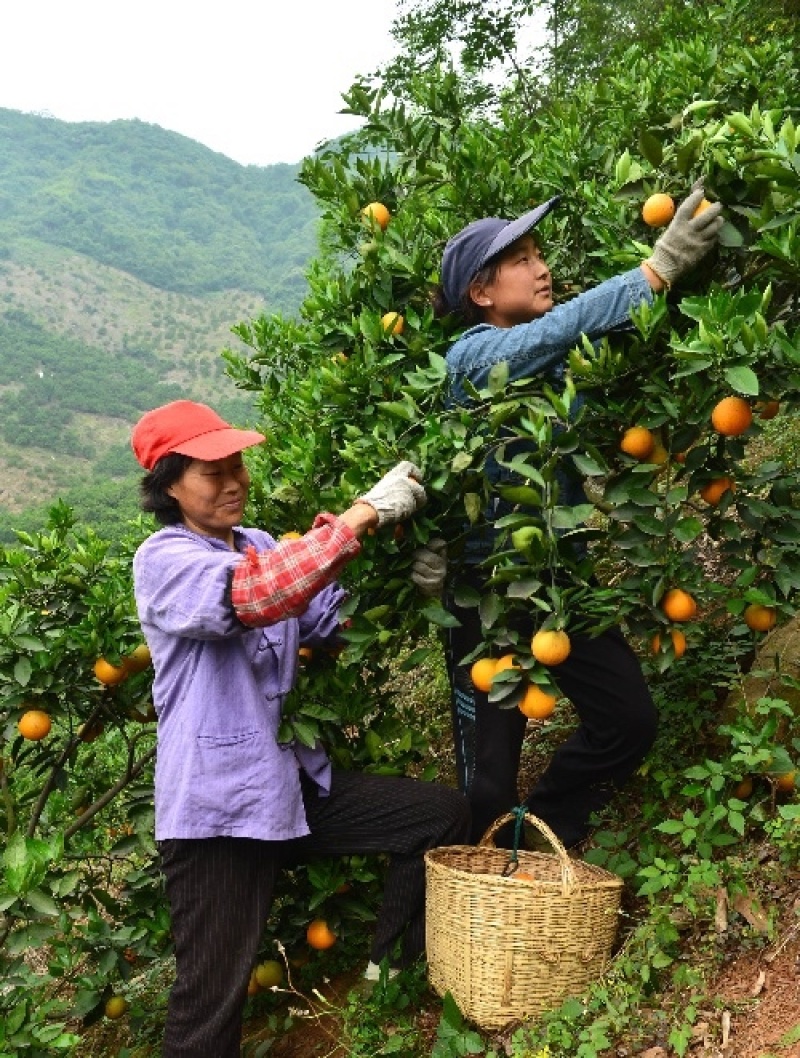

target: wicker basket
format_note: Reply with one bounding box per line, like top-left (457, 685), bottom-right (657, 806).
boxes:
top-left (425, 812), bottom-right (624, 1030)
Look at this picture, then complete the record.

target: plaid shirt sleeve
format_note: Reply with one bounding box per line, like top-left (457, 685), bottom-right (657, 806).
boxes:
top-left (230, 513), bottom-right (361, 627)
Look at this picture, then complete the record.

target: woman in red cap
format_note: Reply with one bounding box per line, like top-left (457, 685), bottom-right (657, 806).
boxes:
top-left (130, 399), bottom-right (469, 1058)
top-left (426, 187), bottom-right (723, 850)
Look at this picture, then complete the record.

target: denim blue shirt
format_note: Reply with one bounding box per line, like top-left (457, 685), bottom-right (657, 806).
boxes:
top-left (445, 268), bottom-right (654, 563)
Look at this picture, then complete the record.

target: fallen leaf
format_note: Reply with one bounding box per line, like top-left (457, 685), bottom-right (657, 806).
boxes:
top-left (721, 1010), bottom-right (731, 1047)
top-left (731, 890), bottom-right (770, 933)
top-left (751, 969), bottom-right (766, 996)
top-left (715, 888), bottom-right (729, 932)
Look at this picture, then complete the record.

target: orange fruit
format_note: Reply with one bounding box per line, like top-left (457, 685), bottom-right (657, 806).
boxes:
top-left (757, 400), bottom-right (780, 420)
top-left (733, 776), bottom-right (754, 799)
top-left (775, 770), bottom-right (796, 793)
top-left (298, 646), bottom-right (314, 662)
top-left (711, 396), bottom-right (752, 437)
top-left (518, 684), bottom-right (557, 719)
top-left (699, 477), bottom-right (735, 506)
top-left (692, 197), bottom-right (714, 218)
top-left (642, 193), bottom-right (676, 227)
top-left (18, 708), bottom-right (52, 741)
top-left (494, 654), bottom-right (520, 674)
top-left (280, 531), bottom-right (303, 540)
top-left (104, 995), bottom-right (128, 1020)
top-left (361, 201), bottom-right (391, 230)
top-left (93, 657), bottom-right (128, 686)
top-left (247, 970), bottom-right (261, 996)
top-left (306, 919), bottom-right (337, 950)
top-left (125, 643), bottom-right (152, 674)
top-left (470, 657), bottom-right (498, 692)
top-left (650, 628), bottom-right (687, 658)
top-left (255, 959), bottom-right (284, 988)
top-left (648, 443), bottom-right (669, 466)
top-left (743, 604), bottom-right (777, 632)
top-left (381, 311), bottom-right (405, 336)
top-left (620, 426), bottom-right (655, 460)
top-left (661, 589), bottom-right (697, 623)
top-left (531, 629), bottom-right (571, 666)
top-left (511, 869), bottom-right (536, 882)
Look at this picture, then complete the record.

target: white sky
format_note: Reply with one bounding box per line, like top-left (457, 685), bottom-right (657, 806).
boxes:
top-left (0, 0), bottom-right (403, 167)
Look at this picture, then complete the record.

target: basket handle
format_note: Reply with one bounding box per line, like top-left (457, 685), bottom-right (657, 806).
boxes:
top-left (478, 811), bottom-right (576, 894)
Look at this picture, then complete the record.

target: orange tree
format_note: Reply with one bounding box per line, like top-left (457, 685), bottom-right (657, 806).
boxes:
top-left (222, 0), bottom-right (800, 1004)
top-left (225, 0), bottom-right (799, 710)
top-left (0, 504), bottom-right (166, 1052)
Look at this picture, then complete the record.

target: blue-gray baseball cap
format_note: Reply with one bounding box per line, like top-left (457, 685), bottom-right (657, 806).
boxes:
top-left (441, 196), bottom-right (561, 312)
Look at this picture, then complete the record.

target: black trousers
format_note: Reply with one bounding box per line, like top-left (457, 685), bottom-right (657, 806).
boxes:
top-left (444, 589), bottom-right (657, 848)
top-left (158, 770), bottom-right (470, 1058)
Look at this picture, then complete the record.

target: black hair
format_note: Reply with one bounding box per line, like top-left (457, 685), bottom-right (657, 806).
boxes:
top-left (431, 257), bottom-right (504, 326)
top-left (139, 453), bottom-right (193, 525)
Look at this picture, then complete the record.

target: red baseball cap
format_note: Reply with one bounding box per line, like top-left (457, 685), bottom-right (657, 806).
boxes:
top-left (131, 400), bottom-right (266, 471)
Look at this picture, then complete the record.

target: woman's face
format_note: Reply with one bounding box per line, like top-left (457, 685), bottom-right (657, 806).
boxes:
top-left (470, 234), bottom-right (553, 327)
top-left (167, 453), bottom-right (250, 545)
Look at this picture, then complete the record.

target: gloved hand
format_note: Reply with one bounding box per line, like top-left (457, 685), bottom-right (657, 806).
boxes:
top-left (646, 183), bottom-right (724, 286)
top-left (411, 539), bottom-right (448, 597)
top-left (357, 461), bottom-right (426, 526)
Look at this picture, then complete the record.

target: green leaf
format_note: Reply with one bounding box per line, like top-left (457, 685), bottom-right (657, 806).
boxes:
top-left (723, 365), bottom-right (759, 395)
top-left (421, 602), bottom-right (462, 628)
top-left (26, 888), bottom-right (60, 917)
top-left (638, 130), bottom-right (663, 168)
top-left (13, 656), bottom-right (32, 687)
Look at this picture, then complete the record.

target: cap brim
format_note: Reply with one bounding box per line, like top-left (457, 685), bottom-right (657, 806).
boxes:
top-left (480, 195), bottom-right (562, 269)
top-left (172, 428), bottom-right (265, 462)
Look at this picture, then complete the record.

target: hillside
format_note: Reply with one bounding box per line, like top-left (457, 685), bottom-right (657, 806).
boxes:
top-left (0, 109), bottom-right (320, 538)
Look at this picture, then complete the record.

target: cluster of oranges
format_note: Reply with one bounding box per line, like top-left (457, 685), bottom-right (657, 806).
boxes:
top-left (16, 643), bottom-right (153, 742)
top-left (470, 629), bottom-right (572, 719)
top-left (641, 191), bottom-right (714, 226)
top-left (618, 387), bottom-right (780, 656)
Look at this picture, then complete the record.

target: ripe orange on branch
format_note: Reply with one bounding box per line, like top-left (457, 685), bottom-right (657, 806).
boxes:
top-left (642, 193), bottom-right (676, 227)
top-left (381, 311), bottom-right (405, 336)
top-left (743, 604), bottom-right (777, 632)
top-left (699, 477), bottom-right (735, 506)
top-left (650, 628), bottom-right (687, 658)
top-left (531, 629), bottom-right (571, 666)
top-left (18, 709), bottom-right (52, 741)
top-left (661, 589), bottom-right (697, 623)
top-left (711, 396), bottom-right (752, 437)
top-left (518, 684), bottom-right (557, 719)
top-left (470, 657), bottom-right (498, 692)
top-left (620, 426), bottom-right (655, 460)
top-left (361, 201), bottom-right (391, 230)
top-left (692, 197), bottom-right (714, 218)
top-left (93, 657), bottom-right (128, 686)
top-left (104, 996), bottom-right (128, 1020)
top-left (306, 919), bottom-right (337, 950)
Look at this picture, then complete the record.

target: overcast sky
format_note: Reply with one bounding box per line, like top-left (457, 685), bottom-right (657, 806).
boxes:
top-left (0, 0), bottom-right (402, 167)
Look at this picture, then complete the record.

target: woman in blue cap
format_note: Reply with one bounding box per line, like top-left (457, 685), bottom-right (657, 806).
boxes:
top-left (425, 186), bottom-right (723, 848)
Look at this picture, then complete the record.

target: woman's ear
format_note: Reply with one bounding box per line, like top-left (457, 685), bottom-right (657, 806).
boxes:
top-left (468, 279), bottom-right (493, 309)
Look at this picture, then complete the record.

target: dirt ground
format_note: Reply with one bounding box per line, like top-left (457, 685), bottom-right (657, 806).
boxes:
top-left (239, 906), bottom-right (800, 1058)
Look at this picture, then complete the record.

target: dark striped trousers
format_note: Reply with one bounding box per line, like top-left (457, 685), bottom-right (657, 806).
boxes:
top-left (158, 770), bottom-right (470, 1057)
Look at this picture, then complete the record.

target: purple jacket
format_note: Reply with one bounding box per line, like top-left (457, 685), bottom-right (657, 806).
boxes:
top-left (132, 524), bottom-right (344, 841)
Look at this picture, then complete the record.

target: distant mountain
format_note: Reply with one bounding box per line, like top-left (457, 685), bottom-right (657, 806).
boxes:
top-left (0, 108), bottom-right (320, 540)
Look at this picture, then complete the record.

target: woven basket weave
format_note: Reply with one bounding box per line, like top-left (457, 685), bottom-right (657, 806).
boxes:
top-left (425, 812), bottom-right (624, 1030)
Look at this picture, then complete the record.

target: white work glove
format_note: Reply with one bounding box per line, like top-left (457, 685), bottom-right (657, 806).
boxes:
top-left (357, 461), bottom-right (427, 526)
top-left (411, 539), bottom-right (447, 597)
top-left (646, 183), bottom-right (724, 286)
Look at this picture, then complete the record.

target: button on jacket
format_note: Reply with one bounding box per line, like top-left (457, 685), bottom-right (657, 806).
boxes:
top-left (133, 524), bottom-right (346, 842)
